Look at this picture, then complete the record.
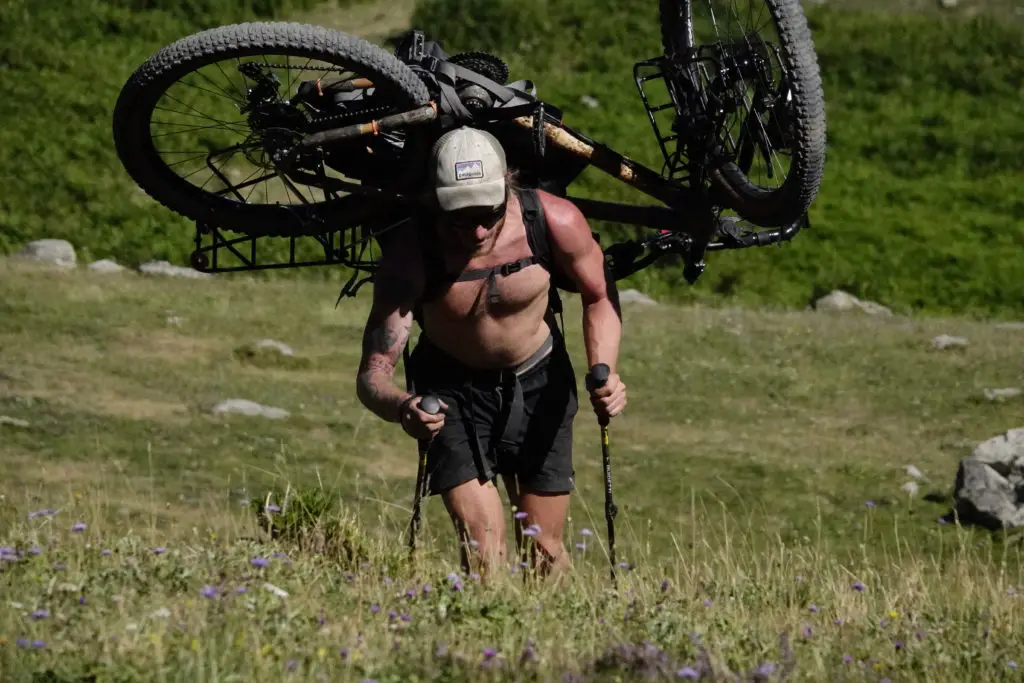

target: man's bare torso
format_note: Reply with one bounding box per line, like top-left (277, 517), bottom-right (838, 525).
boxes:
top-left (403, 191), bottom-right (555, 370)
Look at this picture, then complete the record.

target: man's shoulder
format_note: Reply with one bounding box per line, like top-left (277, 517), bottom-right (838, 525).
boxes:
top-left (532, 188), bottom-right (587, 230)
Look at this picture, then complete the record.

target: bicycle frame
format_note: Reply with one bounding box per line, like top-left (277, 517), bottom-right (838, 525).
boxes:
top-left (188, 14), bottom-right (808, 290)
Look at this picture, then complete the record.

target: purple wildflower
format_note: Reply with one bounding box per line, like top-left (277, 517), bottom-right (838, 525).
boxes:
top-left (938, 517), bottom-right (948, 524)
top-left (79, 596), bottom-right (86, 605)
top-left (28, 508), bottom-right (59, 520)
top-left (16, 638), bottom-right (28, 648)
top-left (447, 572), bottom-right (459, 583)
top-left (703, 599), bottom-right (712, 607)
top-left (339, 648), bottom-right (349, 659)
top-left (915, 631), bottom-right (925, 640)
top-left (251, 557), bottom-right (269, 568)
top-left (894, 639), bottom-right (904, 651)
top-left (758, 663), bottom-right (776, 676)
top-left (101, 549), bottom-right (112, 556)
top-left (31, 608), bottom-right (50, 619)
top-left (514, 511), bottom-right (528, 520)
top-left (809, 604), bottom-right (819, 612)
top-left (72, 522), bottom-right (86, 532)
top-left (27, 547), bottom-right (40, 555)
top-left (236, 585), bottom-right (248, 594)
top-left (1010, 661), bottom-right (1018, 669)
top-left (802, 626), bottom-right (812, 638)
top-left (678, 667), bottom-right (699, 679)
top-left (661, 579), bottom-right (669, 592)
top-left (400, 613), bottom-right (412, 622)
top-left (470, 572), bottom-right (480, 582)
top-left (154, 547), bottom-right (165, 554)
top-left (522, 523), bottom-right (541, 537)
top-left (265, 504), bottom-right (280, 513)
top-left (852, 581), bottom-right (865, 592)
top-left (32, 640), bottom-right (45, 649)
top-left (482, 648), bottom-right (497, 659)
top-left (843, 655), bottom-right (852, 663)
top-left (575, 542), bottom-right (586, 550)
top-left (371, 604), bottom-right (380, 614)
top-left (406, 588), bottom-right (417, 598)
top-left (866, 501), bottom-right (876, 508)
top-left (201, 585), bottom-right (217, 598)
top-left (580, 528), bottom-right (592, 536)
top-left (422, 583), bottom-right (432, 593)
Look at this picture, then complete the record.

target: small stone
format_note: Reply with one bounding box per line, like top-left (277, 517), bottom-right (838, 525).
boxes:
top-left (932, 334), bottom-right (968, 349)
top-left (939, 0), bottom-right (957, 8)
top-left (983, 388), bottom-right (1022, 402)
top-left (618, 289), bottom-right (658, 305)
top-left (252, 339), bottom-right (294, 357)
top-left (138, 260), bottom-right (212, 279)
top-left (211, 399), bottom-right (289, 420)
top-left (579, 95), bottom-right (600, 109)
top-left (0, 416), bottom-right (30, 428)
top-left (88, 259), bottom-right (127, 273)
top-left (814, 290), bottom-right (892, 317)
top-left (15, 239), bottom-right (76, 268)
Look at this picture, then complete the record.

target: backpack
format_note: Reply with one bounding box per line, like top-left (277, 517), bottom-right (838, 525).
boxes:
top-left (413, 187), bottom-right (614, 336)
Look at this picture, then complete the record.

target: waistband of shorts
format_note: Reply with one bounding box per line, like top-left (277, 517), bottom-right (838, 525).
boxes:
top-left (412, 328), bottom-right (559, 385)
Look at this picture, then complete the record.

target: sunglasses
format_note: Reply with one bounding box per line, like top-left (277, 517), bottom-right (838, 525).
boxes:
top-left (439, 203), bottom-right (506, 231)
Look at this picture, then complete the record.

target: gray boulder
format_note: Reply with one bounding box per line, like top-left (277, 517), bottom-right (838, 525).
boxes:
top-left (211, 399), bottom-right (289, 420)
top-left (138, 260), bottom-right (212, 279)
top-left (15, 239), bottom-right (76, 268)
top-left (953, 428), bottom-right (1024, 529)
top-left (88, 259), bottom-right (127, 273)
top-left (814, 290), bottom-right (892, 317)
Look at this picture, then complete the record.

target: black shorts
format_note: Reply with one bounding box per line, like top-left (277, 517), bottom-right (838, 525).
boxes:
top-left (406, 331), bottom-right (579, 496)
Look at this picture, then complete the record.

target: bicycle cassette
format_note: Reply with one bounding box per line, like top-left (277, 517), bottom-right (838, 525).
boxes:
top-left (449, 51), bottom-right (509, 85)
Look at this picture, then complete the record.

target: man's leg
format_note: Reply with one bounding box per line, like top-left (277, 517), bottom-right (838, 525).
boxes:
top-left (441, 477), bottom-right (507, 579)
top-left (502, 474), bottom-right (572, 580)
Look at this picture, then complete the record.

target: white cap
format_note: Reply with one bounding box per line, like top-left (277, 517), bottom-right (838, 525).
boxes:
top-left (429, 127), bottom-right (507, 211)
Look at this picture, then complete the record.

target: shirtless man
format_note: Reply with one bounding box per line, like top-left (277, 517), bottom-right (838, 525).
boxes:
top-left (355, 126), bottom-right (626, 579)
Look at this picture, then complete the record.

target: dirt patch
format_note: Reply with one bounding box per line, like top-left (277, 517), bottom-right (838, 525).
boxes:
top-left (290, 0), bottom-right (418, 43)
top-left (115, 329), bottom-right (223, 364)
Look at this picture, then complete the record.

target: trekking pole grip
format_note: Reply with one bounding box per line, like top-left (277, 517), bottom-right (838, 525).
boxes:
top-left (586, 363), bottom-right (611, 427)
top-left (418, 394), bottom-right (442, 415)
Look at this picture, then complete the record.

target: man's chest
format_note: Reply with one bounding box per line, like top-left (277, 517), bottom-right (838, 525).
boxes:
top-left (433, 261), bottom-right (551, 319)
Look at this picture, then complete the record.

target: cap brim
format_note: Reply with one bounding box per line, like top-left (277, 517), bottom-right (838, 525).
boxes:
top-left (435, 178), bottom-right (506, 212)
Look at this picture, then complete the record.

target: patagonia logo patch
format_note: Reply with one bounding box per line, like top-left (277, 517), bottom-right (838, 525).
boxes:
top-left (455, 159), bottom-right (484, 181)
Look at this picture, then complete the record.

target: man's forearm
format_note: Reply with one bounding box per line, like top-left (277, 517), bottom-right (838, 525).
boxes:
top-left (582, 296), bottom-right (622, 372)
top-left (356, 362), bottom-right (412, 423)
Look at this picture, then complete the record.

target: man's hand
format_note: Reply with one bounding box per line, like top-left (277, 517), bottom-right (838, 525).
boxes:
top-left (400, 395), bottom-right (449, 440)
top-left (588, 371), bottom-right (627, 421)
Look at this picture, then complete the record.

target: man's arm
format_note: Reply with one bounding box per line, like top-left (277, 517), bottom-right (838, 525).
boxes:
top-left (540, 192), bottom-right (622, 373)
top-left (355, 228), bottom-right (422, 422)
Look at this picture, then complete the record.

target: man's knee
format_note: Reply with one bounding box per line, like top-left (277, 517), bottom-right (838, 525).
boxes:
top-left (442, 478), bottom-right (506, 555)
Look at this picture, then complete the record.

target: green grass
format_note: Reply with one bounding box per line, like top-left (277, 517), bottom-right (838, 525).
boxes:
top-left (2, 258), bottom-right (1024, 680)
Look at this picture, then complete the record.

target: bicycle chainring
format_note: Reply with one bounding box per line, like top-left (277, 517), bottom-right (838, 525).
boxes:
top-left (449, 51), bottom-right (510, 85)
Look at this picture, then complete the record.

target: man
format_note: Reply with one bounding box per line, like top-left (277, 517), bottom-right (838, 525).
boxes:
top-left (355, 126), bottom-right (626, 580)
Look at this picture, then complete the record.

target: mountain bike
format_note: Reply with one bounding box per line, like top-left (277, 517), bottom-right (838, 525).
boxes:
top-left (111, 0), bottom-right (826, 296)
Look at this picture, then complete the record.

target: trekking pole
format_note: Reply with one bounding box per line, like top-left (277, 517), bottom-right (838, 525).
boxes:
top-left (585, 363), bottom-right (618, 583)
top-left (408, 394), bottom-right (441, 556)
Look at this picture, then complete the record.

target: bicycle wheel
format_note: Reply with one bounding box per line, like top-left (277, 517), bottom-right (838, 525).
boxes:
top-left (659, 0), bottom-right (826, 227)
top-left (112, 22), bottom-right (432, 237)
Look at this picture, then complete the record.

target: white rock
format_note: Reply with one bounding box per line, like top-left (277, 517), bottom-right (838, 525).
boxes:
top-left (906, 465), bottom-right (925, 480)
top-left (618, 289), bottom-right (658, 305)
top-left (88, 259), bottom-right (127, 273)
top-left (579, 95), bottom-right (600, 109)
top-left (211, 399), bottom-right (289, 420)
top-left (932, 334), bottom-right (968, 349)
top-left (252, 339), bottom-right (294, 357)
top-left (939, 0), bottom-right (957, 8)
top-left (151, 607), bottom-right (171, 619)
top-left (138, 260), bottom-right (212, 279)
top-left (0, 416), bottom-right (30, 428)
top-left (983, 388), bottom-right (1022, 401)
top-left (814, 290), bottom-right (892, 317)
top-left (15, 239), bottom-right (76, 268)
top-left (263, 582), bottom-right (289, 598)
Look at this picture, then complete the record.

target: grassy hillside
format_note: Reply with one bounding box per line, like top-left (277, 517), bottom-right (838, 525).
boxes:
top-left (2, 260), bottom-right (1023, 680)
top-left (0, 0), bottom-right (1022, 318)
